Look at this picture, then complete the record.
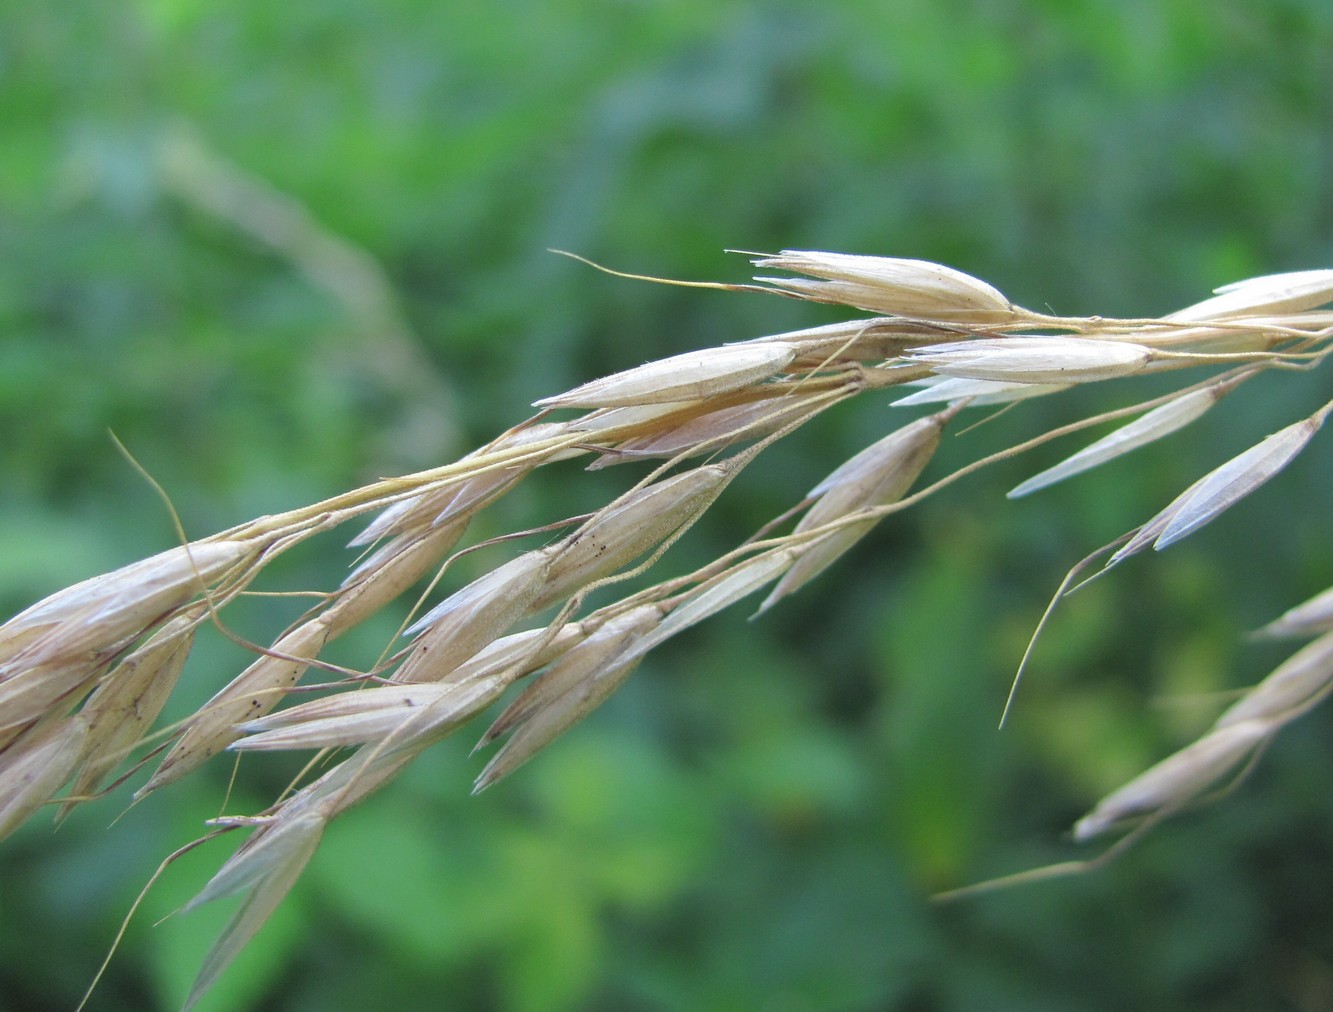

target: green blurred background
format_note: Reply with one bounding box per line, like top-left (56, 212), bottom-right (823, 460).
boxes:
top-left (3, 1), bottom-right (1332, 1009)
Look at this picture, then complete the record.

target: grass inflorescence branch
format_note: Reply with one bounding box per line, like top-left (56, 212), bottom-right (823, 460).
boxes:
top-left (1, 251), bottom-right (1329, 1008)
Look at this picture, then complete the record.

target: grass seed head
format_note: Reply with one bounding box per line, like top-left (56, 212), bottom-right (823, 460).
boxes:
top-left (232, 677), bottom-right (508, 752)
top-left (138, 620), bottom-right (332, 797)
top-left (0, 540), bottom-right (253, 671)
top-left (1214, 631), bottom-right (1333, 728)
top-left (537, 458), bottom-right (744, 607)
top-left (1167, 268), bottom-right (1333, 321)
top-left (752, 250), bottom-right (1016, 322)
top-left (1153, 408), bottom-right (1328, 550)
top-left (1256, 586), bottom-right (1333, 639)
top-left (395, 551), bottom-right (554, 683)
top-left (1073, 718), bottom-right (1272, 841)
top-left (907, 336), bottom-right (1154, 385)
top-left (0, 249), bottom-right (1328, 1006)
top-left (758, 410), bottom-right (947, 613)
top-left (0, 715), bottom-right (89, 840)
top-left (534, 343), bottom-right (797, 409)
top-left (1008, 384), bottom-right (1225, 499)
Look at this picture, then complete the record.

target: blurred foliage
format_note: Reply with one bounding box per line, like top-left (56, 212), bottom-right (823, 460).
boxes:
top-left (2, 1), bottom-right (1332, 1009)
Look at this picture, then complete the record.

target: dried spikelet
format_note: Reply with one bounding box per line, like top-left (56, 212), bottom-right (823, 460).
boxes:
top-left (474, 604), bottom-right (662, 791)
top-left (478, 604), bottom-right (661, 749)
top-left (395, 551), bottom-right (554, 682)
top-left (907, 336), bottom-right (1154, 385)
top-left (728, 316), bottom-right (950, 360)
top-left (232, 674), bottom-right (508, 752)
top-left (757, 409), bottom-right (948, 613)
top-left (536, 453), bottom-right (751, 608)
top-left (1008, 383), bottom-right (1230, 499)
top-left (566, 401), bottom-right (700, 434)
top-left (0, 540), bottom-right (252, 671)
top-left (1152, 404), bottom-right (1329, 550)
top-left (0, 658), bottom-right (111, 738)
top-left (586, 394), bottom-right (822, 469)
top-left (619, 550), bottom-right (795, 664)
top-left (1168, 269), bottom-right (1333, 321)
top-left (1104, 404), bottom-right (1329, 568)
top-left (61, 610), bottom-right (199, 811)
top-left (140, 620), bottom-right (331, 797)
top-left (751, 251), bottom-right (1016, 322)
top-left (892, 376), bottom-right (1070, 407)
top-left (0, 715), bottom-right (88, 839)
top-left (1255, 586), bottom-right (1333, 639)
top-left (534, 343), bottom-right (797, 409)
top-left (330, 522), bottom-right (469, 633)
top-left (1214, 631), bottom-right (1333, 728)
top-left (1072, 719), bottom-right (1272, 841)
top-left (181, 811), bottom-right (327, 1010)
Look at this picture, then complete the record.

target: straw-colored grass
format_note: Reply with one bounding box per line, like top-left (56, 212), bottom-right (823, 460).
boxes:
top-left (2, 252), bottom-right (1330, 1007)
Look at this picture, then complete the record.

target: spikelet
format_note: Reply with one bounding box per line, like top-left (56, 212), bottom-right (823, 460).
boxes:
top-left (757, 409), bottom-right (949, 613)
top-left (1073, 719), bottom-right (1272, 841)
top-left (395, 551), bottom-right (554, 683)
top-left (181, 811), bottom-right (327, 1010)
top-left (907, 336), bottom-right (1154, 385)
top-left (535, 343), bottom-right (797, 409)
top-left (1008, 382), bottom-right (1231, 498)
top-left (536, 455), bottom-right (750, 609)
top-left (60, 610), bottom-right (199, 814)
top-left (0, 715), bottom-right (89, 840)
top-left (232, 675), bottom-right (509, 752)
top-left (1167, 269), bottom-right (1333, 321)
top-left (751, 251), bottom-right (1016, 322)
top-left (474, 604), bottom-right (662, 791)
top-left (1151, 404), bottom-right (1329, 551)
top-left (1214, 631), bottom-right (1333, 728)
top-left (0, 541), bottom-right (252, 671)
top-left (1255, 586), bottom-right (1333, 639)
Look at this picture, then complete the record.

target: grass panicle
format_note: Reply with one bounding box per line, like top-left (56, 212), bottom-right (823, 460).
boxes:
top-left (1, 250), bottom-right (1329, 1005)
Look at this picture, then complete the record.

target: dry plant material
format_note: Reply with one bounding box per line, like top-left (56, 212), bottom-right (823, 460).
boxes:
top-left (1, 251), bottom-right (1330, 1006)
